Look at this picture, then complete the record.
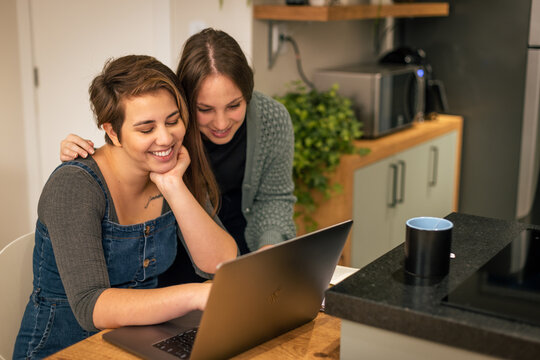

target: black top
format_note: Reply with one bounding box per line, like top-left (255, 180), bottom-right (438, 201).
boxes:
top-left (158, 121), bottom-right (249, 287)
top-left (203, 120), bottom-right (249, 255)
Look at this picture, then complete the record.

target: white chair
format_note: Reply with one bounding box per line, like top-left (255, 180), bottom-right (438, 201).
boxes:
top-left (0, 232), bottom-right (34, 360)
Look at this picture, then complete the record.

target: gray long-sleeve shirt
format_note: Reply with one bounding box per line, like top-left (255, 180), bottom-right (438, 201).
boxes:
top-left (38, 157), bottom-right (174, 331)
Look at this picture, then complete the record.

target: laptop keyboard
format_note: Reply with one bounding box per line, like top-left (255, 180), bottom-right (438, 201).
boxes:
top-left (153, 328), bottom-right (198, 359)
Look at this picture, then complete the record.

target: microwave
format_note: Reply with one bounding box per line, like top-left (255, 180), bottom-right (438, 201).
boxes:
top-left (313, 64), bottom-right (425, 138)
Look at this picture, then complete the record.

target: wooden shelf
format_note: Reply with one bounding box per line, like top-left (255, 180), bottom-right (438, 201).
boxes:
top-left (254, 3), bottom-right (449, 21)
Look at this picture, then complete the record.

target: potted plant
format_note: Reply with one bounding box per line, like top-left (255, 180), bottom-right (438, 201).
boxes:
top-left (274, 81), bottom-right (369, 231)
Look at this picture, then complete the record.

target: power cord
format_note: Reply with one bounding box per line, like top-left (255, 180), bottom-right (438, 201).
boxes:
top-left (281, 34), bottom-right (316, 90)
top-left (374, 22), bottom-right (396, 56)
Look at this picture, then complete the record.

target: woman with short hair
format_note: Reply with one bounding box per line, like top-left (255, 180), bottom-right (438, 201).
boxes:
top-left (14, 54), bottom-right (237, 359)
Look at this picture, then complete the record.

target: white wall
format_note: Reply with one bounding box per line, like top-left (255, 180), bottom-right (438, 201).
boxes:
top-left (0, 0), bottom-right (31, 250)
top-left (171, 0), bottom-right (253, 70)
top-left (252, 19), bottom-right (381, 97)
top-left (252, 0), bottom-right (392, 96)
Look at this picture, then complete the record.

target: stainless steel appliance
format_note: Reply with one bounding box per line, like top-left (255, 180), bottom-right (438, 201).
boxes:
top-left (378, 47), bottom-right (449, 119)
top-left (401, 0), bottom-right (540, 222)
top-left (313, 64), bottom-right (425, 138)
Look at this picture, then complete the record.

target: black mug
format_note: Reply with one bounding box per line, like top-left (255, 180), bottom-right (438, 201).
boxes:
top-left (405, 217), bottom-right (453, 278)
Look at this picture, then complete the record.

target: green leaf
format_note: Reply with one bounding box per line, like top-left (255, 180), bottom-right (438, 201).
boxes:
top-left (274, 82), bottom-right (370, 230)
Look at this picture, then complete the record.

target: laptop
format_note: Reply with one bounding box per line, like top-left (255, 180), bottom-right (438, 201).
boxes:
top-left (103, 219), bottom-right (352, 359)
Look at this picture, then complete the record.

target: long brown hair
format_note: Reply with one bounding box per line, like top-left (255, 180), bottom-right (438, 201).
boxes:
top-left (89, 55), bottom-right (220, 212)
top-left (176, 28), bottom-right (254, 122)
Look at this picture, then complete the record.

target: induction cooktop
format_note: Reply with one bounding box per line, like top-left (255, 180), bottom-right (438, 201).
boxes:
top-left (442, 228), bottom-right (540, 326)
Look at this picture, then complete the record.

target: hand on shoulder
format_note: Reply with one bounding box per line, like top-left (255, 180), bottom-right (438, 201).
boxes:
top-left (60, 134), bottom-right (95, 161)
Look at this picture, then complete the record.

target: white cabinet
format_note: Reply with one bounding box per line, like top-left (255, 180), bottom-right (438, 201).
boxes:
top-left (351, 131), bottom-right (458, 269)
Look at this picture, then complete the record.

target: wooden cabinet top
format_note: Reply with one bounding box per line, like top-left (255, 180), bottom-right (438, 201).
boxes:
top-left (351, 114), bottom-right (462, 169)
top-left (253, 3), bottom-right (449, 22)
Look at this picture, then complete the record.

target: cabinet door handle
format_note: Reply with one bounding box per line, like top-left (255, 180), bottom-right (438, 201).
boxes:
top-left (397, 160), bottom-right (406, 203)
top-left (388, 163), bottom-right (398, 208)
top-left (429, 146), bottom-right (439, 187)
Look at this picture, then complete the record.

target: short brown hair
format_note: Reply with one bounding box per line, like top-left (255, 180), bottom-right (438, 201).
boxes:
top-left (176, 28), bottom-right (254, 121)
top-left (90, 55), bottom-right (187, 145)
top-left (89, 55), bottom-right (219, 211)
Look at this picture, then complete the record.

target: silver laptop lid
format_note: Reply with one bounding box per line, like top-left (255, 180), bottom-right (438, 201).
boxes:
top-left (190, 219), bottom-right (352, 359)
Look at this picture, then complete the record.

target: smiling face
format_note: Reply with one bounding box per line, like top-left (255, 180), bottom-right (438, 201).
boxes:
top-left (195, 74), bottom-right (247, 145)
top-left (117, 88), bottom-right (186, 174)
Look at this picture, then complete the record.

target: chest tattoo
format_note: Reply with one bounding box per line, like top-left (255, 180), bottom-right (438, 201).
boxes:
top-left (144, 194), bottom-right (163, 209)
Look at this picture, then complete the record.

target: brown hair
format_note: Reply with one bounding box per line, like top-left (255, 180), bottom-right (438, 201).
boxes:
top-left (176, 28), bottom-right (254, 121)
top-left (89, 55), bottom-right (219, 212)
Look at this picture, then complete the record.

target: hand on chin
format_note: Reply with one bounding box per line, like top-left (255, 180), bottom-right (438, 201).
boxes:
top-left (149, 145), bottom-right (191, 196)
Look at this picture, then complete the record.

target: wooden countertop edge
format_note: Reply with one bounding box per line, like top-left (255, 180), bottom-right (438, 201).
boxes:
top-left (344, 115), bottom-right (463, 170)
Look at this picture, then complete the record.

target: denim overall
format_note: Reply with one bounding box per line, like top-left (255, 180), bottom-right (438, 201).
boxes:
top-left (13, 161), bottom-right (177, 359)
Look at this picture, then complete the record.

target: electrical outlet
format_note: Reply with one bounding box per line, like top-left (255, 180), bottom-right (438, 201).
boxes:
top-left (271, 23), bottom-right (288, 55)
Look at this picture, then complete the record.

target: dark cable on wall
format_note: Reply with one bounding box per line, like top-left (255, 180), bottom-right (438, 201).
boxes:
top-left (374, 22), bottom-right (396, 56)
top-left (281, 35), bottom-right (315, 90)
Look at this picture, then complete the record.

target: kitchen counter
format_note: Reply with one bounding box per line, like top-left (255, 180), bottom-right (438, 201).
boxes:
top-left (325, 212), bottom-right (540, 359)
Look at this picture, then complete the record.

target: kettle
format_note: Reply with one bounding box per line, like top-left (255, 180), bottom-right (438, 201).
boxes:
top-left (379, 47), bottom-right (448, 119)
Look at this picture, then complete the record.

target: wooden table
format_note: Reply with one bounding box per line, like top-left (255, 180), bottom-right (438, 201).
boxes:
top-left (46, 312), bottom-right (340, 359)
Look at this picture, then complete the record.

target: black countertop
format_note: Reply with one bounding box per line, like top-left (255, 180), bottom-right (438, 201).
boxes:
top-left (325, 213), bottom-right (540, 359)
